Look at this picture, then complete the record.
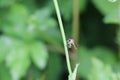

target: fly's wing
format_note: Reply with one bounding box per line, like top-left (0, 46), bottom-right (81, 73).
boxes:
top-left (72, 42), bottom-right (77, 49)
top-left (67, 43), bottom-right (72, 48)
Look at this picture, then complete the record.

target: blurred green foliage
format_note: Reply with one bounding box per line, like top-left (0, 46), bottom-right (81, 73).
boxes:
top-left (0, 0), bottom-right (120, 80)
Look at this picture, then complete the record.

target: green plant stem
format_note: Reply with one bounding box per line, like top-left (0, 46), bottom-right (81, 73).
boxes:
top-left (72, 0), bottom-right (79, 67)
top-left (72, 0), bottom-right (79, 44)
top-left (72, 0), bottom-right (79, 79)
top-left (53, 0), bottom-right (72, 75)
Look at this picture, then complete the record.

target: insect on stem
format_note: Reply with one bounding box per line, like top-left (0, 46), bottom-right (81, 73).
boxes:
top-left (67, 38), bottom-right (77, 49)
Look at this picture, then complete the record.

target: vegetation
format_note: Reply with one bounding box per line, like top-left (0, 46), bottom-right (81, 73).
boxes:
top-left (0, 0), bottom-right (120, 80)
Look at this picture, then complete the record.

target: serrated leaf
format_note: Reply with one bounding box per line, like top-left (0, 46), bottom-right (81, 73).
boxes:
top-left (2, 4), bottom-right (39, 41)
top-left (92, 0), bottom-right (119, 15)
top-left (30, 42), bottom-right (48, 70)
top-left (2, 36), bottom-right (30, 80)
top-left (88, 58), bottom-right (112, 80)
top-left (34, 8), bottom-right (57, 29)
top-left (77, 46), bottom-right (116, 78)
top-left (32, 9), bottom-right (62, 47)
top-left (3, 26), bottom-right (37, 41)
top-left (9, 58), bottom-right (30, 80)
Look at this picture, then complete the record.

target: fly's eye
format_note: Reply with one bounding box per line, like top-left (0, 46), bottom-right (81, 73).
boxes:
top-left (67, 39), bottom-right (71, 43)
top-left (68, 39), bottom-right (71, 41)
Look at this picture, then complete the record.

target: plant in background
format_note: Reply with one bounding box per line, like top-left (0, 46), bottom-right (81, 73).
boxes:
top-left (53, 0), bottom-right (79, 80)
top-left (0, 0), bottom-right (120, 80)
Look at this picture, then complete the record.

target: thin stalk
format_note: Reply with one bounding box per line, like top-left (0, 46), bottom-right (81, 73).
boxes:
top-left (72, 0), bottom-right (79, 44)
top-left (53, 0), bottom-right (72, 75)
top-left (72, 0), bottom-right (80, 79)
top-left (71, 0), bottom-right (79, 67)
top-left (71, 0), bottom-right (79, 70)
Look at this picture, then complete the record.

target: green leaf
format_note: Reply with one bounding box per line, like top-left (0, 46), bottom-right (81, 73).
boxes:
top-left (92, 0), bottom-right (119, 15)
top-left (77, 46), bottom-right (116, 78)
top-left (3, 4), bottom-right (39, 41)
top-left (30, 41), bottom-right (48, 70)
top-left (7, 4), bottom-right (29, 26)
top-left (3, 36), bottom-right (30, 80)
top-left (92, 46), bottom-right (117, 65)
top-left (33, 9), bottom-right (62, 46)
top-left (88, 58), bottom-right (112, 80)
top-left (38, 27), bottom-right (62, 47)
top-left (3, 25), bottom-right (39, 41)
top-left (77, 46), bottom-right (93, 77)
top-left (34, 7), bottom-right (52, 22)
top-left (104, 9), bottom-right (120, 24)
top-left (34, 7), bottom-right (57, 30)
top-left (0, 36), bottom-right (10, 63)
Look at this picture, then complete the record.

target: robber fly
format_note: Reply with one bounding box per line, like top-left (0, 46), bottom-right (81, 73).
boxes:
top-left (67, 38), bottom-right (77, 49)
